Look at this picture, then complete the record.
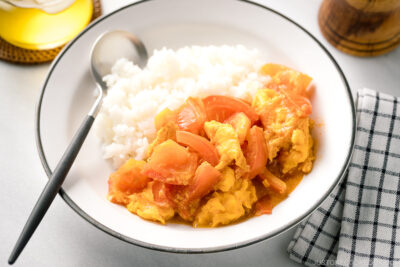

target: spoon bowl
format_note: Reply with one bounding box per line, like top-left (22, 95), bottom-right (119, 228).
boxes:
top-left (91, 30), bottom-right (148, 90)
top-left (89, 30), bottom-right (148, 117)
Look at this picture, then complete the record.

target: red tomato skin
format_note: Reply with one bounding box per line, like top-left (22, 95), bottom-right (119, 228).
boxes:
top-left (108, 159), bottom-right (150, 195)
top-left (176, 97), bottom-right (207, 135)
top-left (176, 130), bottom-right (219, 166)
top-left (142, 140), bottom-right (198, 185)
top-left (187, 162), bottom-right (221, 201)
top-left (245, 126), bottom-right (268, 179)
top-left (203, 95), bottom-right (259, 124)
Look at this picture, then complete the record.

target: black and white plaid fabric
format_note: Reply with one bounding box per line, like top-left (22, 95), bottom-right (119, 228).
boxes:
top-left (287, 89), bottom-right (400, 267)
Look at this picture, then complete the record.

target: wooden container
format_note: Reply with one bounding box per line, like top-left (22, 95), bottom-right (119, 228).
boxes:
top-left (318, 0), bottom-right (400, 57)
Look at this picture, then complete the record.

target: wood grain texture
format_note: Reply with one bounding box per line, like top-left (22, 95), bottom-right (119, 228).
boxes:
top-left (318, 0), bottom-right (400, 57)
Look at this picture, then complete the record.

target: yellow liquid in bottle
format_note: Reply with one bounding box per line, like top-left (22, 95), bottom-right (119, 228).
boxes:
top-left (0, 0), bottom-right (93, 50)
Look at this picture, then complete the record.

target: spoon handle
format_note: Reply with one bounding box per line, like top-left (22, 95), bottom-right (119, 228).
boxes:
top-left (8, 115), bottom-right (95, 265)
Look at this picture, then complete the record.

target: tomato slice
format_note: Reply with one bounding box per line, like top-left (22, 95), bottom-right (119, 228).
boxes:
top-left (108, 159), bottom-right (150, 204)
top-left (203, 95), bottom-right (259, 124)
top-left (152, 181), bottom-right (179, 208)
top-left (255, 195), bottom-right (274, 216)
top-left (153, 162), bottom-right (221, 218)
top-left (274, 70), bottom-right (313, 96)
top-left (225, 112), bottom-right (251, 145)
top-left (176, 130), bottom-right (219, 166)
top-left (260, 63), bottom-right (313, 97)
top-left (259, 169), bottom-right (287, 194)
top-left (176, 97), bottom-right (207, 135)
top-left (187, 162), bottom-right (221, 201)
top-left (142, 140), bottom-right (198, 185)
top-left (259, 64), bottom-right (313, 116)
top-left (280, 88), bottom-right (312, 116)
top-left (245, 126), bottom-right (268, 179)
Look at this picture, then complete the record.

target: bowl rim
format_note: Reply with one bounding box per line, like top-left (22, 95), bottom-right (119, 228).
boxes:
top-left (35, 0), bottom-right (356, 254)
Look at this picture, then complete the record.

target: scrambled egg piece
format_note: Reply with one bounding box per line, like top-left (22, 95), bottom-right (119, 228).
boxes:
top-left (252, 88), bottom-right (314, 173)
top-left (226, 112), bottom-right (251, 145)
top-left (204, 121), bottom-right (249, 175)
top-left (214, 167), bottom-right (235, 192)
top-left (146, 122), bottom-right (177, 158)
top-left (278, 120), bottom-right (314, 173)
top-left (194, 178), bottom-right (257, 227)
top-left (253, 89), bottom-right (294, 159)
top-left (126, 182), bottom-right (175, 224)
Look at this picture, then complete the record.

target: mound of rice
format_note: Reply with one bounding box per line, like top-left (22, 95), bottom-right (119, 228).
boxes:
top-left (95, 45), bottom-right (268, 168)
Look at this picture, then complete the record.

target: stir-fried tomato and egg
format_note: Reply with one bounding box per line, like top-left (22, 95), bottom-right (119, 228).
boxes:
top-left (107, 63), bottom-right (315, 227)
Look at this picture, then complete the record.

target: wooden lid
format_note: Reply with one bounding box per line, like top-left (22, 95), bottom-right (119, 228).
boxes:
top-left (318, 0), bottom-right (400, 57)
top-left (0, 0), bottom-right (102, 64)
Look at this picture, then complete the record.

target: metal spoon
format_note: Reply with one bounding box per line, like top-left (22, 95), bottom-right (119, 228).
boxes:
top-left (8, 30), bottom-right (148, 265)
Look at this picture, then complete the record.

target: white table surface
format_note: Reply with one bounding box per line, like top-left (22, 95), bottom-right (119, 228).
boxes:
top-left (1, 0), bottom-right (399, 266)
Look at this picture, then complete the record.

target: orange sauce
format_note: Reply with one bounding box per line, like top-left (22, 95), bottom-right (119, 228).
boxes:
top-left (263, 172), bottom-right (305, 210)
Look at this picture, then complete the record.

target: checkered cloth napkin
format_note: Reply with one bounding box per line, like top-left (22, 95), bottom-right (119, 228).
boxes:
top-left (287, 88), bottom-right (400, 267)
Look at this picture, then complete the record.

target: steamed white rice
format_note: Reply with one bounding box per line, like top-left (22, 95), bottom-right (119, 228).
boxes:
top-left (95, 45), bottom-right (269, 168)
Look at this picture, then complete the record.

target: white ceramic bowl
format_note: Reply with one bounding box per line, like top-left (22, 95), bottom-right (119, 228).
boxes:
top-left (36, 0), bottom-right (356, 253)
